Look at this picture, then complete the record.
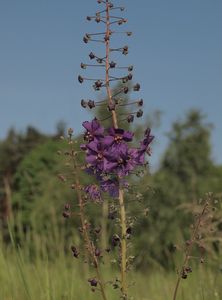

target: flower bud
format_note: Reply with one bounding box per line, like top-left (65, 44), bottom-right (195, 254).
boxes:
top-left (62, 211), bottom-right (70, 218)
top-left (94, 80), bottom-right (103, 90)
top-left (133, 83), bottom-right (140, 91)
top-left (128, 73), bottom-right (133, 80)
top-left (88, 278), bottom-right (98, 287)
top-left (128, 65), bottom-right (133, 72)
top-left (112, 234), bottom-right (120, 247)
top-left (96, 58), bottom-right (103, 64)
top-left (138, 99), bottom-right (143, 106)
top-left (64, 203), bottom-right (71, 210)
top-left (94, 227), bottom-right (101, 234)
top-left (71, 246), bottom-right (79, 258)
top-left (89, 52), bottom-right (95, 60)
top-left (136, 109), bottom-right (143, 118)
top-left (122, 45), bottom-right (128, 55)
top-left (123, 86), bottom-right (129, 94)
top-left (127, 114), bottom-right (134, 123)
top-left (104, 35), bottom-right (109, 41)
top-left (109, 61), bottom-right (116, 68)
top-left (78, 75), bottom-right (84, 83)
top-left (108, 103), bottom-right (116, 111)
top-left (83, 36), bottom-right (89, 43)
top-left (81, 99), bottom-right (87, 108)
top-left (88, 100), bottom-right (95, 109)
top-left (95, 248), bottom-right (101, 257)
top-left (81, 63), bottom-right (86, 69)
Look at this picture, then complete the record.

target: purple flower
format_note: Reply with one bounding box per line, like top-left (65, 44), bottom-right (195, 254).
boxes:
top-left (103, 128), bottom-right (134, 149)
top-left (100, 178), bottom-right (119, 197)
top-left (140, 128), bottom-right (154, 152)
top-left (82, 119), bottom-right (104, 142)
top-left (108, 146), bottom-right (138, 177)
top-left (136, 128), bottom-right (154, 165)
top-left (85, 184), bottom-right (102, 202)
top-left (86, 140), bottom-right (117, 172)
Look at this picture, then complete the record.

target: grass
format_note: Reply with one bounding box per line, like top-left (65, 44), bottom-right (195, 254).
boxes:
top-left (0, 238), bottom-right (222, 300)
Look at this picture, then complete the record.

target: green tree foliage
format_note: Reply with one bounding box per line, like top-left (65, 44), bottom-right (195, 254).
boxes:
top-left (134, 110), bottom-right (222, 269)
top-left (0, 127), bottom-right (47, 237)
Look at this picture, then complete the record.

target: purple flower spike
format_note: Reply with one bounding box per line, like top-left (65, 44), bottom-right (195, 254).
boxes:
top-left (85, 184), bottom-right (102, 202)
top-left (82, 119), bottom-right (104, 142)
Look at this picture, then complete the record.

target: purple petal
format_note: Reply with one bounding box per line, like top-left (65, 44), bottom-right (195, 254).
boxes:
top-left (103, 136), bottom-right (114, 146)
top-left (82, 121), bottom-right (91, 131)
top-left (87, 141), bottom-right (98, 153)
top-left (86, 155), bottom-right (96, 164)
top-left (123, 131), bottom-right (134, 142)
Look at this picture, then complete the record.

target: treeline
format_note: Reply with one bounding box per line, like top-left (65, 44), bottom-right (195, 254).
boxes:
top-left (0, 109), bottom-right (221, 269)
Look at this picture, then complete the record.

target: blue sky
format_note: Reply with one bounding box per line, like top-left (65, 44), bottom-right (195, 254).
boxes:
top-left (0, 0), bottom-right (222, 169)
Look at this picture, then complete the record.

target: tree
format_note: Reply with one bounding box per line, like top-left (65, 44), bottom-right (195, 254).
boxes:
top-left (133, 110), bottom-right (219, 269)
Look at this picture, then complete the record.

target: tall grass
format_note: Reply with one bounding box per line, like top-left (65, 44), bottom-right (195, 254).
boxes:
top-left (0, 223), bottom-right (221, 300)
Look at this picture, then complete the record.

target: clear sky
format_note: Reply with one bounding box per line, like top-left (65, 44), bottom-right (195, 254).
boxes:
top-left (0, 0), bottom-right (222, 169)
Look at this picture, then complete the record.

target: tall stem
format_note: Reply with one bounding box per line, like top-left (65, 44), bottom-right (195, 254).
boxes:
top-left (105, 1), bottom-right (118, 129)
top-left (72, 154), bottom-right (108, 300)
top-left (105, 2), bottom-right (128, 298)
top-left (119, 188), bottom-right (128, 298)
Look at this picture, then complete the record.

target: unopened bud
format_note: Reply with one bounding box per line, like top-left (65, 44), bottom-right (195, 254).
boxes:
top-left (81, 99), bottom-right (87, 108)
top-left (127, 114), bottom-right (134, 123)
top-left (88, 278), bottom-right (98, 287)
top-left (133, 83), bottom-right (140, 91)
top-left (89, 52), bottom-right (95, 60)
top-left (109, 61), bottom-right (116, 68)
top-left (78, 75), bottom-right (84, 83)
top-left (80, 63), bottom-right (86, 69)
top-left (71, 246), bottom-right (79, 258)
top-left (123, 86), bottom-right (129, 94)
top-left (136, 109), bottom-right (143, 118)
top-left (88, 100), bottom-right (95, 109)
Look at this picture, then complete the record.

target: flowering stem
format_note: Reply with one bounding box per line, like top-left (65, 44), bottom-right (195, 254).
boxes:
top-left (105, 2), bottom-right (128, 297)
top-left (72, 152), bottom-right (108, 300)
top-left (78, 185), bottom-right (108, 300)
top-left (119, 188), bottom-right (128, 298)
top-left (105, 0), bottom-right (118, 129)
top-left (172, 201), bottom-right (209, 300)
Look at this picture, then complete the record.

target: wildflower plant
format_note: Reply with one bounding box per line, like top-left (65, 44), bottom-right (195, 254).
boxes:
top-left (60, 1), bottom-right (154, 299)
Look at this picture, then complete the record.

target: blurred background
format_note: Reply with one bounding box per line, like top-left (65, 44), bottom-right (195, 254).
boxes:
top-left (0, 1), bottom-right (222, 299)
